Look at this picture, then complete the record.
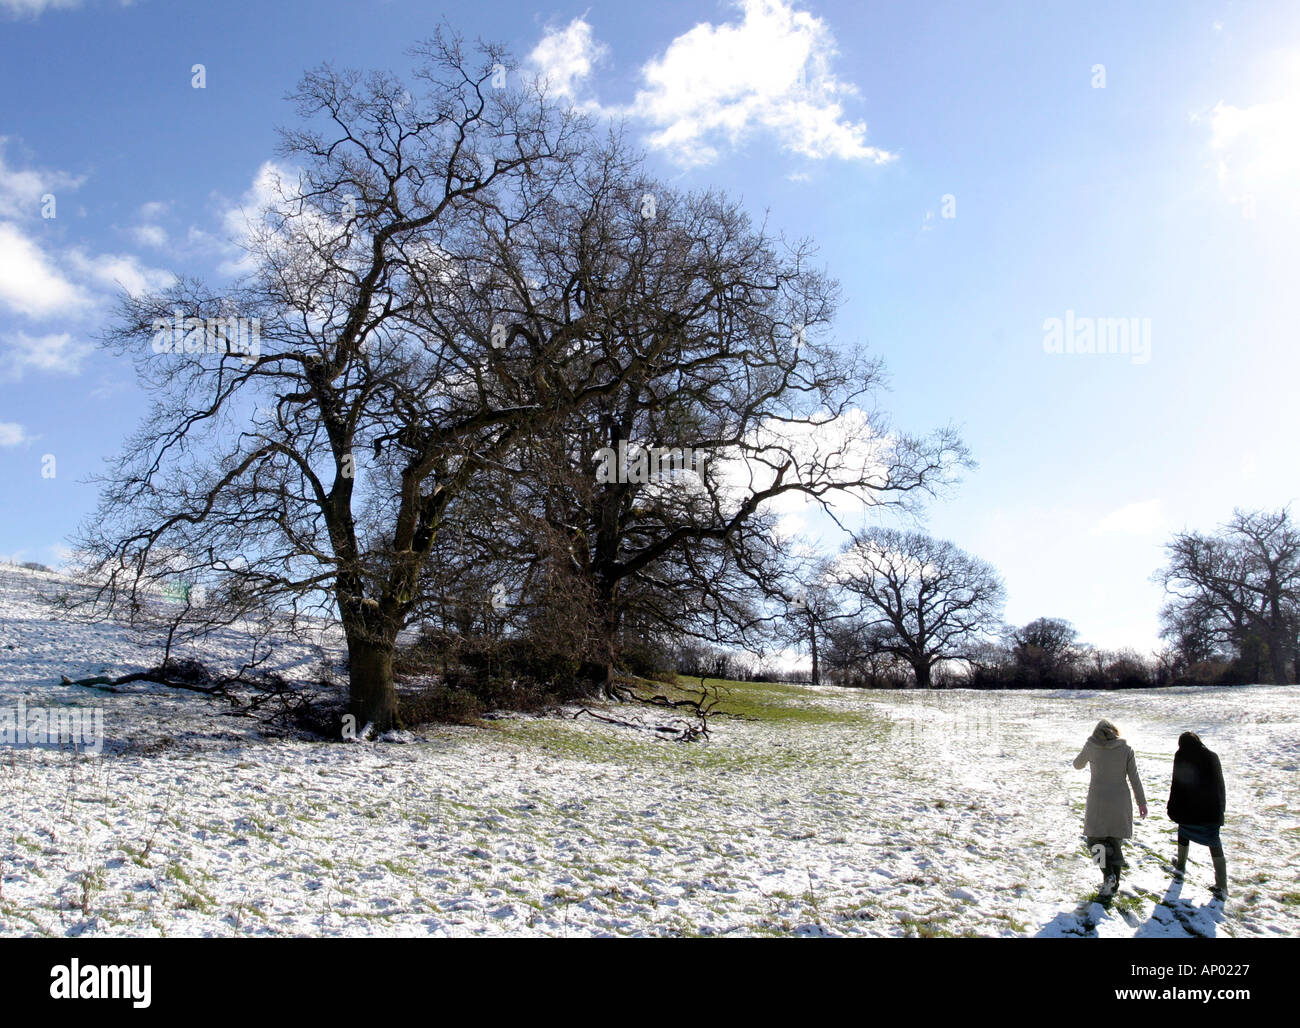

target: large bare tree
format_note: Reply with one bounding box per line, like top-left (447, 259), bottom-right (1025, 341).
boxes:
top-left (448, 172), bottom-right (970, 690)
top-left (71, 30), bottom-right (970, 728)
top-left (73, 33), bottom-right (600, 731)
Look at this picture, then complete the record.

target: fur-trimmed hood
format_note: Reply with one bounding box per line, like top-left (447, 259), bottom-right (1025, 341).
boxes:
top-left (1089, 719), bottom-right (1122, 748)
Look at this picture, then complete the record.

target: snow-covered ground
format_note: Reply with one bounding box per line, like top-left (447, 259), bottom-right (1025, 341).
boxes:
top-left (1, 564), bottom-right (1296, 937)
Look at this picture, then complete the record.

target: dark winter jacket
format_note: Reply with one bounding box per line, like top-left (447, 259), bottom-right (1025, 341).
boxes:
top-left (1166, 732), bottom-right (1226, 826)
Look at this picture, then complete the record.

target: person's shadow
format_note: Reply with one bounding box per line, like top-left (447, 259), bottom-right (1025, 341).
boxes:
top-left (1132, 876), bottom-right (1225, 938)
top-left (1035, 899), bottom-right (1105, 937)
top-left (1036, 874), bottom-right (1227, 938)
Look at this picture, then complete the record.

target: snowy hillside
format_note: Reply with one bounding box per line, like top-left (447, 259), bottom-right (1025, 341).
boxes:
top-left (0, 564), bottom-right (1296, 938)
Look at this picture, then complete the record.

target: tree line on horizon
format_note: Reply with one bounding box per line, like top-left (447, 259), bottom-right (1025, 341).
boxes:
top-left (677, 506), bottom-right (1300, 691)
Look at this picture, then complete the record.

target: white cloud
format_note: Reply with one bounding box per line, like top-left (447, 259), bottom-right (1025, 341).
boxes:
top-left (0, 0), bottom-right (82, 19)
top-left (629, 0), bottom-right (895, 166)
top-left (0, 421), bottom-right (31, 446)
top-left (0, 330), bottom-right (91, 379)
top-left (131, 200), bottom-right (170, 248)
top-left (225, 162), bottom-right (294, 232)
top-left (87, 375), bottom-right (131, 401)
top-left (710, 406), bottom-right (895, 531)
top-left (131, 223), bottom-right (167, 248)
top-left (0, 147), bottom-right (173, 366)
top-left (214, 160), bottom-right (302, 275)
top-left (1200, 53), bottom-right (1300, 218)
top-left (65, 248), bottom-right (174, 297)
top-left (1090, 499), bottom-right (1165, 537)
top-left (528, 17), bottom-right (608, 100)
top-left (0, 217), bottom-right (170, 326)
top-left (0, 221), bottom-right (88, 317)
top-left (525, 3), bottom-right (894, 168)
top-left (0, 139), bottom-right (84, 219)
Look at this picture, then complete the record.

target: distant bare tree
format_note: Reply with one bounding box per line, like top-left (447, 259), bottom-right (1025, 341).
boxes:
top-left (832, 529), bottom-right (1004, 688)
top-left (1006, 616), bottom-right (1082, 686)
top-left (822, 616), bottom-right (901, 687)
top-left (772, 564), bottom-right (840, 686)
top-left (1159, 507), bottom-right (1300, 684)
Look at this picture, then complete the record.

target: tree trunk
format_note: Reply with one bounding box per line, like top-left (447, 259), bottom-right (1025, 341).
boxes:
top-left (912, 659), bottom-right (933, 689)
top-left (347, 635), bottom-right (399, 733)
top-left (1267, 634), bottom-right (1289, 685)
top-left (809, 622), bottom-right (820, 686)
top-left (587, 578), bottom-right (619, 697)
top-left (580, 659), bottom-right (616, 696)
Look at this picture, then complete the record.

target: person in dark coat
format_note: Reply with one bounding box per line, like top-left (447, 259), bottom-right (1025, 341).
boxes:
top-left (1166, 731), bottom-right (1228, 899)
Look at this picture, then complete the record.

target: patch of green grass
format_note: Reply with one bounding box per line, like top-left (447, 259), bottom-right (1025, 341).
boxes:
top-left (13, 834), bottom-right (40, 854)
top-left (178, 890), bottom-right (214, 913)
top-left (161, 862), bottom-right (216, 914)
top-left (994, 912), bottom-right (1029, 933)
top-left (898, 914), bottom-right (955, 938)
top-left (497, 674), bottom-right (889, 775)
top-left (165, 862), bottom-right (195, 887)
top-left (1277, 892), bottom-right (1300, 906)
top-left (118, 842), bottom-right (150, 867)
top-left (665, 676), bottom-right (882, 728)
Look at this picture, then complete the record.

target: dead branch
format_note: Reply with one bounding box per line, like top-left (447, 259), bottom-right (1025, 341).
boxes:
top-left (58, 658), bottom-right (314, 722)
top-left (571, 706), bottom-right (709, 742)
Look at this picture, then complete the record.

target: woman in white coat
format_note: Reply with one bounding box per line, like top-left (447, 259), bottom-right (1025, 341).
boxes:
top-left (1073, 719), bottom-right (1147, 896)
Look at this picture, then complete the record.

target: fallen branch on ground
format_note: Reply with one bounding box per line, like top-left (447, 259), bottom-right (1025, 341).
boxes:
top-left (571, 705), bottom-right (709, 742)
top-left (58, 657), bottom-right (314, 722)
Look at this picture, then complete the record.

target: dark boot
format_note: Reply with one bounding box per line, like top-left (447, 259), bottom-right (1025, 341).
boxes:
top-left (1173, 842), bottom-right (1188, 878)
top-left (1102, 840), bottom-right (1121, 896)
top-left (1211, 848), bottom-right (1228, 899)
top-left (1110, 839), bottom-right (1126, 891)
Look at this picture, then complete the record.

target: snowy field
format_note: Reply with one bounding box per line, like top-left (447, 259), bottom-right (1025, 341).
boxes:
top-left (1, 564), bottom-right (1297, 938)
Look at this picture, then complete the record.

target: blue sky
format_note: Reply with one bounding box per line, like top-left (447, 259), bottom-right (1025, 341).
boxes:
top-left (2, 0), bottom-right (1299, 654)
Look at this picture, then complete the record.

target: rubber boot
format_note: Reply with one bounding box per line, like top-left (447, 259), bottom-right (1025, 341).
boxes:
top-left (1174, 842), bottom-right (1188, 878)
top-left (1211, 849), bottom-right (1228, 899)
